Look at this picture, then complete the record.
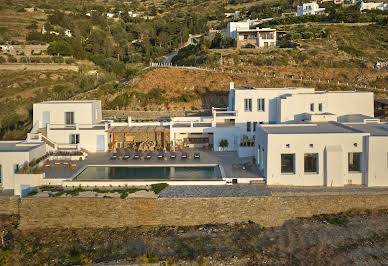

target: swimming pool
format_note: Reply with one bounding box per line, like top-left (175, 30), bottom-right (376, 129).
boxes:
top-left (74, 165), bottom-right (223, 180)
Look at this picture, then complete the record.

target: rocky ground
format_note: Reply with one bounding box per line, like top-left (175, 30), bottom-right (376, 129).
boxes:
top-left (1, 208), bottom-right (388, 265)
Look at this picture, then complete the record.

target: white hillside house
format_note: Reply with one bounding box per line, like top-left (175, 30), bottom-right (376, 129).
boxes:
top-left (297, 2), bottom-right (326, 16)
top-left (360, 1), bottom-right (388, 11)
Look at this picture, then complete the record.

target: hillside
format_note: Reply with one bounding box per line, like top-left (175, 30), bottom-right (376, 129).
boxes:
top-left (99, 66), bottom-right (387, 111)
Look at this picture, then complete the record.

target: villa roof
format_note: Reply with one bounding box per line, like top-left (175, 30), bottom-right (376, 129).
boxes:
top-left (107, 125), bottom-right (170, 133)
top-left (0, 141), bottom-right (44, 152)
top-left (260, 122), bottom-right (362, 135)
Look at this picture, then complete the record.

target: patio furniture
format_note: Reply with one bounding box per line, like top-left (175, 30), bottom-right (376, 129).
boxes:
top-left (70, 161), bottom-right (77, 170)
top-left (181, 152), bottom-right (187, 160)
top-left (43, 160), bottom-right (51, 169)
top-left (145, 153), bottom-right (152, 160)
top-left (157, 152), bottom-right (164, 160)
top-left (62, 160), bottom-right (70, 167)
top-left (54, 160), bottom-right (61, 167)
top-left (170, 153), bottom-right (176, 159)
top-left (133, 152), bottom-right (140, 160)
top-left (194, 153), bottom-right (200, 159)
top-left (123, 152), bottom-right (130, 160)
top-left (110, 153), bottom-right (118, 160)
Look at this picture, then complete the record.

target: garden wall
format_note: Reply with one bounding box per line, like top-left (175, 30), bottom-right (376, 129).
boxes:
top-left (14, 194), bottom-right (388, 230)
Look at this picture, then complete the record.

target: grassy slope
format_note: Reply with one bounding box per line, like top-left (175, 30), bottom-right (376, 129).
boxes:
top-left (0, 9), bottom-right (47, 42)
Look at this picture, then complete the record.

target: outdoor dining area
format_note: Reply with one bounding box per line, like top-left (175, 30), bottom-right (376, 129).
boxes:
top-left (108, 125), bottom-right (170, 152)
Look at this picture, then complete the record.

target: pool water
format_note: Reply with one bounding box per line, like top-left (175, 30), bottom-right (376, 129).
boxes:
top-left (75, 165), bottom-right (222, 180)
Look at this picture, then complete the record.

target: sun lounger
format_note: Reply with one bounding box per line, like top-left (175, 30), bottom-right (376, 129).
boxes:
top-left (54, 161), bottom-right (61, 167)
top-left (145, 153), bottom-right (152, 160)
top-left (170, 153), bottom-right (176, 159)
top-left (62, 160), bottom-right (70, 167)
top-left (110, 153), bottom-right (118, 160)
top-left (181, 152), bottom-right (187, 159)
top-left (123, 153), bottom-right (130, 160)
top-left (194, 153), bottom-right (200, 159)
top-left (157, 152), bottom-right (164, 160)
top-left (133, 153), bottom-right (140, 160)
top-left (70, 161), bottom-right (77, 170)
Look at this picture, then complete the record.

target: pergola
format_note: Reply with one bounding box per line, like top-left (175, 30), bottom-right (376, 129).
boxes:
top-left (107, 126), bottom-right (170, 149)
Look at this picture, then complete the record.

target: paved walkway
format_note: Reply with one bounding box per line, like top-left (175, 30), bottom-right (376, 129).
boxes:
top-left (159, 185), bottom-right (388, 198)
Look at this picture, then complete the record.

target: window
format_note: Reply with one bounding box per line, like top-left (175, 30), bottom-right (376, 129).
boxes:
top-left (244, 99), bottom-right (252, 112)
top-left (348, 152), bottom-right (361, 172)
top-left (247, 122), bottom-right (251, 132)
top-left (13, 164), bottom-right (19, 174)
top-left (310, 103), bottom-right (314, 112)
top-left (257, 98), bottom-right (265, 111)
top-left (304, 153), bottom-right (318, 173)
top-left (65, 112), bottom-right (74, 125)
top-left (281, 154), bottom-right (295, 174)
top-left (69, 134), bottom-right (80, 144)
top-left (253, 122), bottom-right (257, 132)
top-left (319, 103), bottom-right (323, 112)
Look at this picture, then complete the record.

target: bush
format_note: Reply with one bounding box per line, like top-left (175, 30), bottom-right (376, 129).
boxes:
top-left (0, 56), bottom-right (6, 63)
top-left (65, 57), bottom-right (76, 64)
top-left (52, 56), bottom-right (64, 63)
top-left (150, 183), bottom-right (168, 194)
top-left (7, 55), bottom-right (17, 63)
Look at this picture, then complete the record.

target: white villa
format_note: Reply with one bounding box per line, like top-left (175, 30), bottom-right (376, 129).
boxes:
top-left (297, 2), bottom-right (326, 16)
top-left (0, 83), bottom-right (387, 195)
top-left (360, 1), bottom-right (388, 11)
top-left (227, 21), bottom-right (276, 48)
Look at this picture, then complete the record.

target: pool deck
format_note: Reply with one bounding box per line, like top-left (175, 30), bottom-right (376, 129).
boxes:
top-left (43, 150), bottom-right (263, 181)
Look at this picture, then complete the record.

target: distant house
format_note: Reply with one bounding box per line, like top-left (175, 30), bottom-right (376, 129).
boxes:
top-left (360, 1), bottom-right (388, 11)
top-left (350, 0), bottom-right (361, 3)
top-left (297, 2), bottom-right (326, 16)
top-left (64, 29), bottom-right (72, 38)
top-left (236, 28), bottom-right (277, 48)
top-left (227, 21), bottom-right (251, 39)
top-left (224, 11), bottom-right (241, 18)
top-left (128, 11), bottom-right (137, 17)
top-left (86, 10), bottom-right (97, 17)
top-left (106, 13), bottom-right (115, 18)
top-left (0, 45), bottom-right (14, 51)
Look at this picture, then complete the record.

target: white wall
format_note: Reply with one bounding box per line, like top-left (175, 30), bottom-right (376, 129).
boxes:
top-left (47, 129), bottom-right (108, 152)
top-left (257, 131), bottom-right (366, 186)
top-left (0, 142), bottom-right (46, 190)
top-left (366, 136), bottom-right (388, 186)
top-left (213, 127), bottom-right (240, 151)
top-left (227, 21), bottom-right (250, 39)
top-left (278, 91), bottom-right (374, 123)
top-left (33, 101), bottom-right (102, 128)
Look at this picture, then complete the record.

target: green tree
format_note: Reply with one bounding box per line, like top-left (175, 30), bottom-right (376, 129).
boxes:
top-left (219, 139), bottom-right (229, 151)
top-left (47, 41), bottom-right (74, 56)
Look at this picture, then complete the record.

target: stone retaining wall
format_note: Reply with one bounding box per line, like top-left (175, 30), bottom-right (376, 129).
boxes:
top-left (14, 194), bottom-right (388, 230)
top-left (0, 197), bottom-right (19, 215)
top-left (102, 110), bottom-right (212, 120)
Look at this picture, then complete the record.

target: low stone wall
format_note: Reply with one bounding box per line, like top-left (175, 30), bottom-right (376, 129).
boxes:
top-left (0, 63), bottom-right (79, 71)
top-left (16, 194), bottom-right (388, 230)
top-left (102, 109), bottom-right (212, 120)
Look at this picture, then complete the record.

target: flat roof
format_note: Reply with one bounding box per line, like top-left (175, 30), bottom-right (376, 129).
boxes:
top-left (0, 141), bottom-right (44, 152)
top-left (260, 122), bottom-right (362, 135)
top-left (107, 125), bottom-right (170, 133)
top-left (342, 123), bottom-right (388, 136)
top-left (235, 86), bottom-right (314, 91)
top-left (37, 100), bottom-right (100, 104)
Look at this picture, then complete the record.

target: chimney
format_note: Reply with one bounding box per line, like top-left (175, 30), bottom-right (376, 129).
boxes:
top-left (230, 82), bottom-right (234, 90)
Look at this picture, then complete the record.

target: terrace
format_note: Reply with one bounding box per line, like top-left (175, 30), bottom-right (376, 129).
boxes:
top-left (42, 150), bottom-right (263, 184)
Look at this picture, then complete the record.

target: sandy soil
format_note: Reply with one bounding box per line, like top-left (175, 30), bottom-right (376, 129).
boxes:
top-left (3, 209), bottom-right (388, 265)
